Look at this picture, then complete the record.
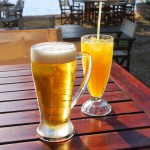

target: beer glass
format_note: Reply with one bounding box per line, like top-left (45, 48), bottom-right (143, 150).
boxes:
top-left (81, 34), bottom-right (114, 116)
top-left (31, 42), bottom-right (92, 142)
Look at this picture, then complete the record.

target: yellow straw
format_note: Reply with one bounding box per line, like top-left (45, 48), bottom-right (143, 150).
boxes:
top-left (97, 2), bottom-right (102, 40)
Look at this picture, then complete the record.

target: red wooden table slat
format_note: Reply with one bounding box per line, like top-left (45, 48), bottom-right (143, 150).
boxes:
top-left (78, 128), bottom-right (150, 150)
top-left (0, 90), bottom-right (130, 103)
top-left (0, 76), bottom-right (33, 84)
top-left (0, 99), bottom-right (38, 113)
top-left (0, 64), bottom-right (30, 72)
top-left (0, 141), bottom-right (52, 150)
top-left (0, 82), bottom-right (34, 92)
top-left (0, 80), bottom-right (119, 94)
top-left (0, 90), bottom-right (36, 102)
top-left (0, 128), bottom-right (150, 150)
top-left (111, 63), bottom-right (150, 117)
top-left (0, 63), bottom-right (82, 78)
top-left (0, 90), bottom-right (132, 113)
top-left (0, 101), bottom-right (142, 126)
top-left (0, 69), bottom-right (31, 77)
top-left (0, 114), bottom-right (150, 146)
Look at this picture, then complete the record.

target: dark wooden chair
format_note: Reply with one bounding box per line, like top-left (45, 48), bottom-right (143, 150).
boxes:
top-left (113, 18), bottom-right (137, 71)
top-left (125, 0), bottom-right (135, 22)
top-left (102, 1), bottom-right (120, 26)
top-left (5, 0), bottom-right (24, 18)
top-left (59, 0), bottom-right (83, 25)
top-left (2, 0), bottom-right (24, 28)
top-left (94, 1), bottom-right (121, 27)
top-left (2, 16), bottom-right (18, 28)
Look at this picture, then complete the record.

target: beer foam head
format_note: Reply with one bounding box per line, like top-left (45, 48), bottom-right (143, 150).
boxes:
top-left (31, 42), bottom-right (76, 64)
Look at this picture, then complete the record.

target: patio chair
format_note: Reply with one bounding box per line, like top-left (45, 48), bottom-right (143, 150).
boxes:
top-left (113, 18), bottom-right (137, 71)
top-left (94, 0), bottom-right (120, 26)
top-left (2, 0), bottom-right (24, 28)
top-left (59, 0), bottom-right (83, 25)
top-left (102, 0), bottom-right (120, 26)
top-left (125, 0), bottom-right (135, 22)
top-left (2, 16), bottom-right (18, 28)
top-left (0, 28), bottom-right (63, 65)
top-left (4, 0), bottom-right (24, 18)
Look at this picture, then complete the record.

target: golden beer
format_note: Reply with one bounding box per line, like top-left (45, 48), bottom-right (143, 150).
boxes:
top-left (31, 42), bottom-right (92, 142)
top-left (31, 43), bottom-right (77, 128)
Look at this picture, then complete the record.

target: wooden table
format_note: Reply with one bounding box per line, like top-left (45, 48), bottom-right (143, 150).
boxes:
top-left (0, 62), bottom-right (150, 149)
top-left (57, 24), bottom-right (96, 41)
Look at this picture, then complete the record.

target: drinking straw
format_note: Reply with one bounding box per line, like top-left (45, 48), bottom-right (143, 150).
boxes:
top-left (97, 2), bottom-right (102, 40)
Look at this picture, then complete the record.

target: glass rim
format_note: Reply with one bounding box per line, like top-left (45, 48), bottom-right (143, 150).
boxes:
top-left (31, 42), bottom-right (76, 51)
top-left (81, 34), bottom-right (114, 41)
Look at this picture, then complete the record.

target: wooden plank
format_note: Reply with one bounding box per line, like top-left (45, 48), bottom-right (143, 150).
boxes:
top-left (0, 128), bottom-right (150, 150)
top-left (0, 58), bottom-right (81, 72)
top-left (111, 63), bottom-right (150, 117)
top-left (0, 90), bottom-right (130, 113)
top-left (0, 73), bottom-right (112, 87)
top-left (0, 141), bottom-right (52, 150)
top-left (73, 113), bottom-right (150, 135)
top-left (0, 90), bottom-right (129, 103)
top-left (0, 66), bottom-right (82, 79)
top-left (0, 82), bottom-right (34, 92)
top-left (0, 76), bottom-right (33, 85)
top-left (0, 99), bottom-right (38, 113)
top-left (0, 90), bottom-right (36, 102)
top-left (0, 94), bottom-right (131, 114)
top-left (0, 70), bottom-right (31, 77)
top-left (0, 80), bottom-right (120, 93)
top-left (0, 64), bottom-right (30, 72)
top-left (0, 114), bottom-right (149, 144)
top-left (78, 128), bottom-right (150, 150)
top-left (0, 101), bottom-right (142, 126)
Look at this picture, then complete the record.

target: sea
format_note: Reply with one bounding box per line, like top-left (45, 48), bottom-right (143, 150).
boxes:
top-left (9, 0), bottom-right (143, 17)
top-left (9, 0), bottom-right (61, 17)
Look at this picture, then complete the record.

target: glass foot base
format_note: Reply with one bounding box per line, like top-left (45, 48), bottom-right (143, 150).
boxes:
top-left (81, 99), bottom-right (112, 116)
top-left (37, 131), bottom-right (74, 143)
top-left (36, 120), bottom-right (75, 142)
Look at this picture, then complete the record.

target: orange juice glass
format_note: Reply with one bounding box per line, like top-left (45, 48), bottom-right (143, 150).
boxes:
top-left (81, 34), bottom-right (114, 116)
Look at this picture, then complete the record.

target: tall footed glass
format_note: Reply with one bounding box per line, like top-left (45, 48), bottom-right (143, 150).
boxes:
top-left (31, 42), bottom-right (92, 142)
top-left (81, 34), bottom-right (114, 116)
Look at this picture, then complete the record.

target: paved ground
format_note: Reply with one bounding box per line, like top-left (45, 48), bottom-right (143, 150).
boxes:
top-left (130, 18), bottom-right (150, 88)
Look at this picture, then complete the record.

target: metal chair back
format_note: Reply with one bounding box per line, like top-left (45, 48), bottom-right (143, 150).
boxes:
top-left (120, 18), bottom-right (137, 37)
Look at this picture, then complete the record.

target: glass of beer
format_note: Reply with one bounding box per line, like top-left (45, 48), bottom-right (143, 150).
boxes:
top-left (81, 34), bottom-right (114, 116)
top-left (31, 42), bottom-right (92, 142)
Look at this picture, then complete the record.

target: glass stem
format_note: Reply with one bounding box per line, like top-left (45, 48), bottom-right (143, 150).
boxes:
top-left (91, 96), bottom-right (102, 102)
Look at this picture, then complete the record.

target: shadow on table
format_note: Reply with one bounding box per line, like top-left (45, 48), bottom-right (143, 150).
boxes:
top-left (100, 109), bottom-right (150, 148)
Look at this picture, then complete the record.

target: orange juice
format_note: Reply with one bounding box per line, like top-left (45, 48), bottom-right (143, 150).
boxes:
top-left (81, 36), bottom-right (113, 98)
